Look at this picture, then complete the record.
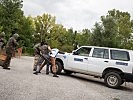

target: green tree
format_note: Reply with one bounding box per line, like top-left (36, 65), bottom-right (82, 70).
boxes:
top-left (18, 16), bottom-right (35, 46)
top-left (0, 0), bottom-right (23, 39)
top-left (91, 22), bottom-right (104, 46)
top-left (101, 15), bottom-right (117, 47)
top-left (0, 25), bottom-right (3, 32)
top-left (65, 28), bottom-right (73, 44)
top-left (34, 13), bottom-right (56, 42)
top-left (50, 24), bottom-right (67, 48)
top-left (17, 16), bottom-right (35, 55)
top-left (91, 9), bottom-right (133, 49)
top-left (107, 9), bottom-right (132, 49)
top-left (76, 29), bottom-right (91, 46)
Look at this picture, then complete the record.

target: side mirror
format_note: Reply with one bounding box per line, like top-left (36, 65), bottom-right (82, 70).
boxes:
top-left (72, 50), bottom-right (76, 53)
top-left (72, 50), bottom-right (78, 55)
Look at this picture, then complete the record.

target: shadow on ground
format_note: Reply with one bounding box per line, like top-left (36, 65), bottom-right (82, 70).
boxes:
top-left (60, 72), bottom-right (133, 92)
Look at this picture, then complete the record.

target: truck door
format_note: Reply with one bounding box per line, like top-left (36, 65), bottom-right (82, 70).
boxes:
top-left (66, 47), bottom-right (92, 73)
top-left (109, 49), bottom-right (131, 72)
top-left (88, 48), bottom-right (110, 75)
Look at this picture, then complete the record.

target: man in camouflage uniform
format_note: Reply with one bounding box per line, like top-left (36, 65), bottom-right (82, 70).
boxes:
top-left (0, 32), bottom-right (6, 66)
top-left (2, 33), bottom-right (19, 70)
top-left (33, 42), bottom-right (58, 77)
top-left (33, 42), bottom-right (50, 75)
top-left (33, 41), bottom-right (44, 71)
top-left (0, 32), bottom-right (5, 51)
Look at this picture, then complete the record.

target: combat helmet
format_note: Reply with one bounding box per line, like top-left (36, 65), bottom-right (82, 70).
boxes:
top-left (0, 32), bottom-right (5, 37)
top-left (13, 33), bottom-right (19, 39)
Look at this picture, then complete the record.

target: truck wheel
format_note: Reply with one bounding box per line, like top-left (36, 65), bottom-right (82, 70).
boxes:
top-left (50, 61), bottom-right (63, 74)
top-left (64, 70), bottom-right (73, 75)
top-left (104, 72), bottom-right (122, 88)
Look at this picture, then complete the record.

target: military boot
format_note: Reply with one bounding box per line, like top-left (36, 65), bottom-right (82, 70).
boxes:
top-left (53, 73), bottom-right (59, 77)
top-left (33, 71), bottom-right (38, 75)
top-left (3, 67), bottom-right (10, 70)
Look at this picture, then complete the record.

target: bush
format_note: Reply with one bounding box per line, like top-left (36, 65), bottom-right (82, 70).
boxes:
top-left (22, 47), bottom-right (34, 56)
top-left (59, 45), bottom-right (73, 53)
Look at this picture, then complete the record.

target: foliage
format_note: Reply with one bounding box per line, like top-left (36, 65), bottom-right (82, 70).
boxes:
top-left (0, 2), bottom-right (133, 55)
top-left (33, 14), bottom-right (56, 43)
top-left (91, 9), bottom-right (133, 50)
top-left (0, 0), bottom-right (23, 39)
top-left (91, 22), bottom-right (104, 46)
top-left (76, 29), bottom-right (91, 46)
top-left (18, 16), bottom-right (35, 48)
top-left (108, 9), bottom-right (132, 49)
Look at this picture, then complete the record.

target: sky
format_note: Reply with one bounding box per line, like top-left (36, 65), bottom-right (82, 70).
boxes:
top-left (22, 0), bottom-right (133, 31)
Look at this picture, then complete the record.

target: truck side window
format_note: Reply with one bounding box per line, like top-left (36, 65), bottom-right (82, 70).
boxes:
top-left (110, 50), bottom-right (130, 61)
top-left (92, 48), bottom-right (109, 59)
top-left (74, 47), bottom-right (91, 56)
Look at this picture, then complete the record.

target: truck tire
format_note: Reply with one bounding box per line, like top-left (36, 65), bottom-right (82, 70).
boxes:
top-left (104, 72), bottom-right (122, 88)
top-left (50, 61), bottom-right (63, 74)
top-left (64, 70), bottom-right (73, 75)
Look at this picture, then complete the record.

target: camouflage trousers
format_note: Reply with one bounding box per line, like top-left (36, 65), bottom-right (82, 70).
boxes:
top-left (33, 54), bottom-right (40, 71)
top-left (35, 54), bottom-right (50, 72)
top-left (38, 56), bottom-right (57, 73)
top-left (2, 47), bottom-right (12, 68)
top-left (34, 55), bottom-right (57, 74)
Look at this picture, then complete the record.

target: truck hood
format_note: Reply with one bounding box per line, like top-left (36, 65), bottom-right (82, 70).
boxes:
top-left (57, 52), bottom-right (71, 58)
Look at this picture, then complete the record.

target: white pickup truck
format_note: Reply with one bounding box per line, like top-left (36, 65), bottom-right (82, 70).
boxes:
top-left (54, 46), bottom-right (133, 88)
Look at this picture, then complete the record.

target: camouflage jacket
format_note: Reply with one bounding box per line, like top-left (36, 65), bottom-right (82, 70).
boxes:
top-left (6, 37), bottom-right (18, 50)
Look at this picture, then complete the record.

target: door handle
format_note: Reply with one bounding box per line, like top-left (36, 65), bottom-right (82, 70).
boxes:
top-left (84, 58), bottom-right (88, 60)
top-left (104, 61), bottom-right (109, 63)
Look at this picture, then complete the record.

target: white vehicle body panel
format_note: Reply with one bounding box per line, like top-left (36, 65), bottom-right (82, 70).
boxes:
top-left (56, 46), bottom-right (133, 77)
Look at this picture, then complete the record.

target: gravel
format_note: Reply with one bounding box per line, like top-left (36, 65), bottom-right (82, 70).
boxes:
top-left (0, 56), bottom-right (132, 100)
